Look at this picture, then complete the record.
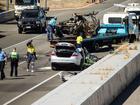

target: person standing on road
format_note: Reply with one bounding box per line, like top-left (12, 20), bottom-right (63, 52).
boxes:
top-left (0, 47), bottom-right (7, 80)
top-left (46, 17), bottom-right (57, 41)
top-left (26, 40), bottom-right (37, 72)
top-left (76, 32), bottom-right (83, 48)
top-left (10, 48), bottom-right (19, 77)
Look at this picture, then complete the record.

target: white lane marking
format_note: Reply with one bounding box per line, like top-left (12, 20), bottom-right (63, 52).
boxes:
top-left (3, 34), bottom-right (44, 50)
top-left (19, 61), bottom-right (26, 65)
top-left (3, 71), bottom-right (61, 105)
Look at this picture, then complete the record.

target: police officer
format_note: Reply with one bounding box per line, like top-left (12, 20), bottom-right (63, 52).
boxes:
top-left (0, 47), bottom-right (7, 80)
top-left (10, 48), bottom-right (19, 77)
top-left (26, 40), bottom-right (37, 72)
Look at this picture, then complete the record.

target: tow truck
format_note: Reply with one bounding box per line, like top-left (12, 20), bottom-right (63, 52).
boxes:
top-left (83, 12), bottom-right (139, 52)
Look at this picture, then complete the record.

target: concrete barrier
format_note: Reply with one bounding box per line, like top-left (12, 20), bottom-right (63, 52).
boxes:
top-left (32, 43), bottom-right (140, 105)
top-left (0, 10), bottom-right (14, 23)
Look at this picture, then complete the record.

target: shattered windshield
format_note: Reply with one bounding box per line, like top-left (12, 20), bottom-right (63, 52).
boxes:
top-left (15, 0), bottom-right (37, 5)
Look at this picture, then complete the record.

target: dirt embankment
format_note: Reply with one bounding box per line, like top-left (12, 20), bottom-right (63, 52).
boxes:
top-left (47, 0), bottom-right (104, 10)
top-left (0, 0), bottom-right (105, 11)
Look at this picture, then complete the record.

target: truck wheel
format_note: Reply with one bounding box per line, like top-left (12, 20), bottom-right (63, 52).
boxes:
top-left (112, 39), bottom-right (117, 44)
top-left (129, 34), bottom-right (136, 43)
top-left (93, 43), bottom-right (99, 51)
top-left (18, 28), bottom-right (22, 34)
top-left (42, 24), bottom-right (46, 33)
top-left (108, 44), bottom-right (112, 49)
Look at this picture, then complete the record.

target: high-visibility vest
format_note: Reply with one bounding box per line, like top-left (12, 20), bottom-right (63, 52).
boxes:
top-left (10, 51), bottom-right (18, 59)
top-left (27, 46), bottom-right (36, 54)
top-left (76, 36), bottom-right (83, 44)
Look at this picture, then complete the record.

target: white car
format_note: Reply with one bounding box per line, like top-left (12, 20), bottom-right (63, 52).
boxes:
top-left (51, 42), bottom-right (86, 71)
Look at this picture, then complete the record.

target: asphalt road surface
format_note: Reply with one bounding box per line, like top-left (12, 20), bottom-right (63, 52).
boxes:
top-left (0, 0), bottom-right (140, 105)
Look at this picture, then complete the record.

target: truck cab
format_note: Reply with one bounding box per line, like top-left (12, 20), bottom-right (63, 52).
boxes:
top-left (10, 0), bottom-right (40, 20)
top-left (124, 3), bottom-right (140, 30)
top-left (103, 12), bottom-right (139, 40)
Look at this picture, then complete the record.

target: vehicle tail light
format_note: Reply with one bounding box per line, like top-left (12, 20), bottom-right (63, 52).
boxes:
top-left (51, 51), bottom-right (56, 56)
top-left (72, 52), bottom-right (78, 57)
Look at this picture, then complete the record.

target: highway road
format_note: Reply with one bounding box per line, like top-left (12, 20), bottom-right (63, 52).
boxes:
top-left (0, 0), bottom-right (140, 105)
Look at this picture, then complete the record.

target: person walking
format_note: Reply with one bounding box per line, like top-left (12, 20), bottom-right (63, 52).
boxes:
top-left (46, 17), bottom-right (57, 41)
top-left (0, 47), bottom-right (7, 80)
top-left (10, 48), bottom-right (19, 77)
top-left (26, 40), bottom-right (37, 72)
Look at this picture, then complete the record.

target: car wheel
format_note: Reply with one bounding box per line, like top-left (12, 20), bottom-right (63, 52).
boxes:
top-left (51, 64), bottom-right (56, 70)
top-left (18, 28), bottom-right (23, 34)
top-left (38, 26), bottom-right (43, 33)
top-left (79, 59), bottom-right (84, 70)
top-left (42, 23), bottom-right (46, 33)
top-left (40, 27), bottom-right (43, 33)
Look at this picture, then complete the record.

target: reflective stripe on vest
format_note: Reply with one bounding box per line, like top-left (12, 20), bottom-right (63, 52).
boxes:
top-left (10, 52), bottom-right (18, 59)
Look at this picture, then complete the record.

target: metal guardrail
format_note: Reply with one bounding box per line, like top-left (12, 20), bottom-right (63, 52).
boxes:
top-left (0, 9), bottom-right (14, 23)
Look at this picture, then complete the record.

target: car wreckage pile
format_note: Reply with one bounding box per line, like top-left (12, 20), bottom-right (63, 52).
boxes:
top-left (58, 11), bottom-right (99, 36)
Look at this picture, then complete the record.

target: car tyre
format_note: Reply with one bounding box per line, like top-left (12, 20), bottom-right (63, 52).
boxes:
top-left (79, 59), bottom-right (84, 70)
top-left (18, 28), bottom-right (23, 34)
top-left (38, 26), bottom-right (43, 33)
